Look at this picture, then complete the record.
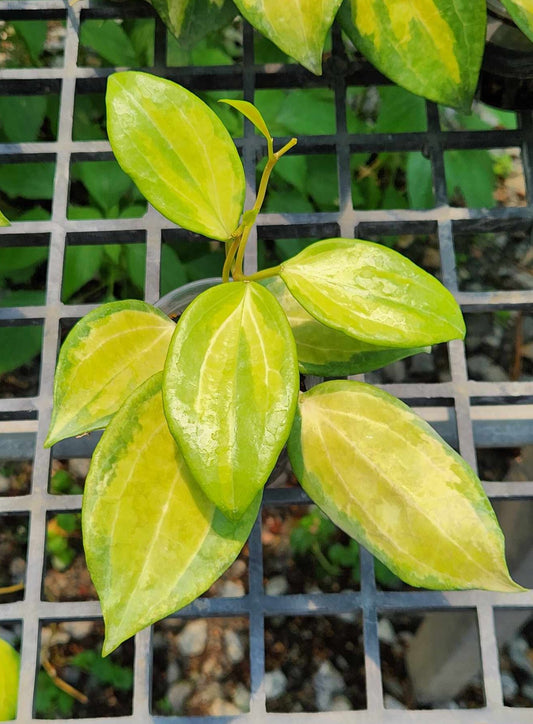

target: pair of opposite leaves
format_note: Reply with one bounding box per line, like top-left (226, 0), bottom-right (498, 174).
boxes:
top-left (147, 0), bottom-right (533, 110)
top-left (47, 72), bottom-right (522, 655)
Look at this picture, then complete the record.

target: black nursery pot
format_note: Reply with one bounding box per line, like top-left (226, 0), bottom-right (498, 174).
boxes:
top-left (480, 0), bottom-right (533, 110)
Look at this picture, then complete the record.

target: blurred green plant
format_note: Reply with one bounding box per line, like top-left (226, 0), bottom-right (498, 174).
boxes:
top-left (290, 508), bottom-right (402, 589)
top-left (46, 513), bottom-right (81, 572)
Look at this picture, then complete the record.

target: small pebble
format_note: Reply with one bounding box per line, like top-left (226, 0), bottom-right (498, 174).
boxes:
top-left (331, 695), bottom-right (352, 711)
top-left (0, 474), bottom-right (10, 494)
top-left (501, 671), bottom-right (519, 700)
top-left (264, 669), bottom-right (288, 700)
top-left (209, 700), bottom-right (240, 716)
top-left (265, 575), bottom-right (288, 596)
top-left (384, 694), bottom-right (406, 710)
top-left (313, 660), bottom-right (344, 711)
top-left (168, 681), bottom-right (193, 712)
top-left (220, 580), bottom-right (245, 598)
top-left (509, 637), bottom-right (533, 677)
top-left (68, 458), bottom-right (90, 479)
top-left (177, 620), bottom-right (208, 657)
top-left (60, 621), bottom-right (94, 641)
top-left (9, 557), bottom-right (26, 580)
top-left (233, 683), bottom-right (250, 711)
top-left (166, 661), bottom-right (181, 685)
top-left (224, 629), bottom-right (245, 664)
top-left (377, 618), bottom-right (396, 646)
top-left (520, 682), bottom-right (533, 701)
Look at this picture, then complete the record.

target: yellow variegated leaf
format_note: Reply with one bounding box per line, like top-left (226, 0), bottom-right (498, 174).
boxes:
top-left (280, 238), bottom-right (465, 348)
top-left (146, 0), bottom-right (236, 46)
top-left (501, 0), bottom-right (533, 42)
top-left (45, 300), bottom-right (174, 447)
top-left (0, 639), bottom-right (19, 721)
top-left (106, 72), bottom-right (245, 241)
top-left (233, 0), bottom-right (343, 74)
top-left (0, 211), bottom-right (9, 226)
top-left (163, 281), bottom-right (299, 519)
top-left (83, 372), bottom-right (260, 656)
top-left (288, 380), bottom-right (524, 592)
top-left (339, 0), bottom-right (486, 109)
top-left (262, 276), bottom-right (428, 375)
top-left (219, 99), bottom-right (272, 142)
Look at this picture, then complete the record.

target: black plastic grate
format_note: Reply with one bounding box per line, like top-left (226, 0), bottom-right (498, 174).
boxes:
top-left (1, 1), bottom-right (533, 721)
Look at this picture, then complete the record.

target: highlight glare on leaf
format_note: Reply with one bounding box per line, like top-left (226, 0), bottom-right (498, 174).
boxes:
top-left (83, 372), bottom-right (260, 656)
top-left (163, 281), bottom-right (299, 519)
top-left (288, 380), bottom-right (524, 592)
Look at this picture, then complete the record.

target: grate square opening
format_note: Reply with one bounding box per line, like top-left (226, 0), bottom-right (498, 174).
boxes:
top-left (264, 613), bottom-right (366, 712)
top-left (0, 443), bottom-right (34, 497)
top-left (0, 18), bottom-right (66, 69)
top-left (151, 616), bottom-right (250, 717)
top-left (494, 609), bottom-right (533, 708)
top-left (346, 85), bottom-right (428, 135)
top-left (77, 16), bottom-right (155, 69)
top-left (0, 159), bottom-right (56, 222)
top-left (0, 320), bottom-right (43, 399)
top-left (0, 511), bottom-right (28, 603)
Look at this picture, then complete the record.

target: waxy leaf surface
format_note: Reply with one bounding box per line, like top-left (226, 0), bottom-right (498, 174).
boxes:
top-left (340, 0), bottom-right (486, 109)
top-left (280, 238), bottom-right (465, 348)
top-left (262, 276), bottom-right (427, 375)
top-left (45, 300), bottom-right (174, 447)
top-left (0, 638), bottom-right (19, 720)
top-left (288, 380), bottom-right (523, 592)
top-left (83, 373), bottom-right (260, 656)
top-left (233, 0), bottom-right (343, 74)
top-left (106, 72), bottom-right (245, 241)
top-left (164, 281), bottom-right (299, 518)
top-left (501, 0), bottom-right (533, 42)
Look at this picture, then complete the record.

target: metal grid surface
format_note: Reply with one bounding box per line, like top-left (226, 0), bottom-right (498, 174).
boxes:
top-left (1, 1), bottom-right (533, 721)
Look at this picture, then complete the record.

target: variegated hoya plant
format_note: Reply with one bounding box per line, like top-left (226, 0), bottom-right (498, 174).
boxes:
top-left (145, 0), bottom-right (533, 110)
top-left (45, 72), bottom-right (524, 656)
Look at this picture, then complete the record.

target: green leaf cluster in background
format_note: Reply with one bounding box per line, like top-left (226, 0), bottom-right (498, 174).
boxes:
top-left (43, 75), bottom-right (523, 660)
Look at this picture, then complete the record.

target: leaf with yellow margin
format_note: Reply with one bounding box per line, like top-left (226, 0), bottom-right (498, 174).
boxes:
top-left (0, 638), bottom-right (19, 720)
top-left (339, 0), bottom-right (486, 109)
top-left (83, 372), bottom-right (260, 656)
top-left (501, 0), bottom-right (533, 42)
top-left (288, 380), bottom-right (525, 592)
top-left (233, 0), bottom-right (343, 74)
top-left (45, 300), bottom-right (174, 447)
top-left (107, 72), bottom-right (245, 241)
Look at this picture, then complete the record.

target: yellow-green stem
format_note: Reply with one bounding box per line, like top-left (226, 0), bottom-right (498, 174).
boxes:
top-left (242, 265), bottom-right (281, 282)
top-left (222, 237), bottom-right (240, 283)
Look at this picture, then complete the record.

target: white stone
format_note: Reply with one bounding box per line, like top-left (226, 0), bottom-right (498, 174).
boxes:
top-left (313, 660), bottom-right (344, 711)
top-left (224, 629), bottom-right (245, 664)
top-left (220, 580), bottom-right (245, 598)
top-left (501, 671), bottom-right (519, 701)
top-left (331, 695), bottom-right (352, 711)
top-left (377, 618), bottom-right (396, 646)
top-left (177, 620), bottom-right (208, 657)
top-left (264, 669), bottom-right (288, 700)
top-left (60, 621), bottom-right (94, 641)
top-left (68, 458), bottom-right (90, 479)
top-left (209, 700), bottom-right (240, 716)
top-left (384, 694), bottom-right (406, 710)
top-left (166, 661), bottom-right (181, 685)
top-left (509, 637), bottom-right (533, 677)
top-left (265, 575), bottom-right (288, 596)
top-left (233, 683), bottom-right (250, 711)
top-left (168, 681), bottom-right (193, 712)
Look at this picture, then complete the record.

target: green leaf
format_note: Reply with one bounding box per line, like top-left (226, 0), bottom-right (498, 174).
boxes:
top-left (288, 380), bottom-right (524, 592)
top-left (501, 0), bottom-right (533, 42)
top-left (163, 281), bottom-right (299, 518)
top-left (0, 96), bottom-right (47, 143)
top-left (83, 372), bottom-right (260, 655)
top-left (219, 98), bottom-right (272, 141)
top-left (149, 0), bottom-right (237, 47)
top-left (80, 20), bottom-right (140, 66)
top-left (0, 639), bottom-right (19, 721)
top-left (160, 245), bottom-right (189, 296)
top-left (70, 650), bottom-right (133, 691)
top-left (45, 300), bottom-right (175, 447)
top-left (280, 238), bottom-right (465, 348)
top-left (11, 20), bottom-right (47, 65)
top-left (0, 247), bottom-right (47, 274)
top-left (0, 290), bottom-right (45, 308)
top-left (62, 246), bottom-right (104, 301)
top-left (339, 0), bottom-right (486, 109)
top-left (107, 72), bottom-right (245, 241)
top-left (0, 211), bottom-right (9, 226)
top-left (0, 325), bottom-right (42, 375)
top-left (233, 0), bottom-right (343, 74)
top-left (406, 152), bottom-right (434, 209)
top-left (0, 163), bottom-right (54, 200)
top-left (445, 150), bottom-right (495, 208)
top-left (262, 276), bottom-right (427, 375)
top-left (124, 245), bottom-right (145, 291)
top-left (73, 161), bottom-right (134, 215)
top-left (374, 86), bottom-right (427, 134)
